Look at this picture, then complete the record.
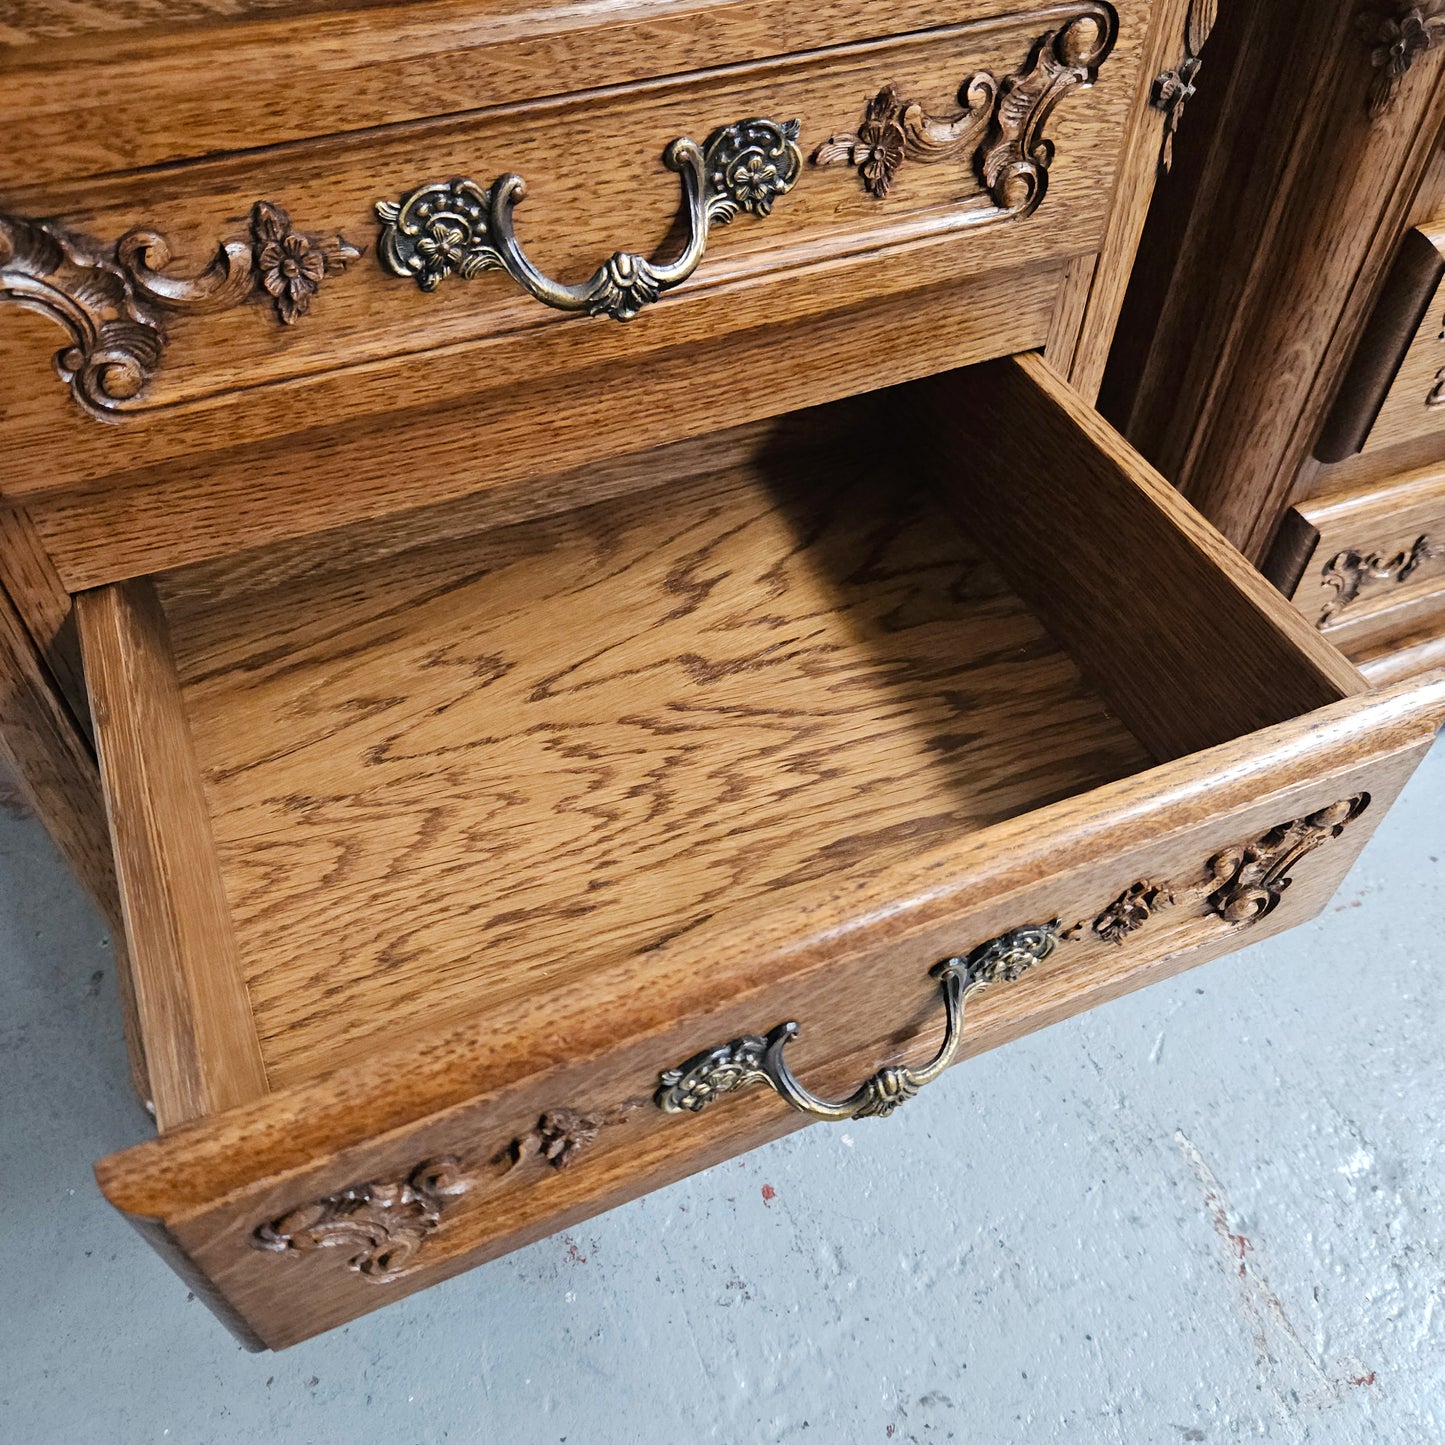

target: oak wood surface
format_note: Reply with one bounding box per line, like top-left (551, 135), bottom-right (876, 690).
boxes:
top-left (96, 672), bottom-right (1445, 1348)
top-left (1265, 468), bottom-right (1445, 633)
top-left (157, 434), bottom-right (1152, 1085)
top-left (0, 0), bottom-right (1144, 188)
top-left (1315, 224), bottom-right (1445, 463)
top-left (0, 4), bottom-right (1149, 500)
top-left (1105, 0), bottom-right (1445, 562)
top-left (77, 581), bottom-right (269, 1127)
top-left (910, 354), bottom-right (1364, 761)
top-left (30, 267), bottom-right (1064, 590)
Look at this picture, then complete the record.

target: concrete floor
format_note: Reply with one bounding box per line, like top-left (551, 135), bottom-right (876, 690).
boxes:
top-left (1, 744), bottom-right (1442, 1445)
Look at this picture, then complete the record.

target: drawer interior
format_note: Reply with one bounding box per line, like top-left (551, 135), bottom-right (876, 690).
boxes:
top-left (78, 355), bottom-right (1365, 1129)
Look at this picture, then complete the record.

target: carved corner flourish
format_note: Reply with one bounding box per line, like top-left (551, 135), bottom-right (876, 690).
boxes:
top-left (1317, 536), bottom-right (1442, 625)
top-left (0, 201), bottom-right (360, 418)
top-left (1358, 3), bottom-right (1445, 117)
top-left (252, 1157), bottom-right (470, 1284)
top-left (1208, 796), bottom-right (1371, 924)
top-left (811, 4), bottom-right (1117, 214)
top-left (1151, 0), bottom-right (1218, 174)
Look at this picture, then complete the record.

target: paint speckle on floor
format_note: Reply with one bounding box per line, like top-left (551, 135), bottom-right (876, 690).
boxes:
top-left (2, 744), bottom-right (1444, 1442)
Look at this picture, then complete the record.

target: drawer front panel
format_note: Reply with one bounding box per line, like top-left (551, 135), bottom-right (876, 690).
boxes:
top-left (96, 702), bottom-right (1435, 1350)
top-left (0, 1), bottom-right (1151, 497)
top-left (1270, 469), bottom-right (1445, 632)
top-left (1318, 223), bottom-right (1445, 462)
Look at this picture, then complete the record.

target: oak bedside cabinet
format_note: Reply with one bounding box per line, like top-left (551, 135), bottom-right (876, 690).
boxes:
top-left (2, 0), bottom-right (1440, 1349)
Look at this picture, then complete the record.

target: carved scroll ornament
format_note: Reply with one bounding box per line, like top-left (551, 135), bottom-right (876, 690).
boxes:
top-left (253, 1157), bottom-right (470, 1283)
top-left (657, 798), bottom-right (1369, 1127)
top-left (1359, 3), bottom-right (1445, 117)
top-left (811, 5), bottom-right (1117, 214)
top-left (1317, 535), bottom-right (1442, 625)
top-left (1151, 0), bottom-right (1218, 173)
top-left (0, 201), bottom-right (359, 418)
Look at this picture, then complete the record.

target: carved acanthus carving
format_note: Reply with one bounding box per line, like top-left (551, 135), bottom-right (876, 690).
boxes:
top-left (252, 1157), bottom-right (471, 1283)
top-left (1208, 797), bottom-right (1372, 925)
top-left (496, 1105), bottom-right (637, 1172)
top-left (812, 5), bottom-right (1117, 215)
top-left (1151, 0), bottom-right (1218, 173)
top-left (1317, 535), bottom-right (1442, 625)
top-left (1358, 3), bottom-right (1445, 117)
top-left (0, 201), bottom-right (359, 417)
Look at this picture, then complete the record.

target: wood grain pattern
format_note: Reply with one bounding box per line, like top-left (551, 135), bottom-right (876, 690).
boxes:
top-left (77, 581), bottom-right (269, 1128)
top-left (1104, 0), bottom-right (1445, 562)
top-left (96, 671), bottom-right (1445, 1348)
top-left (159, 445), bottom-right (1152, 1084)
top-left (1265, 467), bottom-right (1445, 631)
top-left (29, 266), bottom-right (1065, 590)
top-left (1057, 0), bottom-right (1190, 399)
top-left (0, 4), bottom-right (1150, 499)
top-left (0, 507), bottom-right (89, 728)
top-left (908, 354), bottom-right (1364, 761)
top-left (0, 0), bottom-right (1150, 188)
top-left (1315, 223), bottom-right (1445, 462)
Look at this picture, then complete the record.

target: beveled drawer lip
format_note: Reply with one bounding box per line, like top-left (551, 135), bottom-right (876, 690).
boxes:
top-left (78, 355), bottom-right (1445, 1349)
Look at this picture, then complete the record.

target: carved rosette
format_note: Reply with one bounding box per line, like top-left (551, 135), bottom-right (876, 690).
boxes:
top-left (1317, 536), bottom-right (1442, 625)
top-left (1208, 797), bottom-right (1372, 925)
top-left (812, 5), bottom-right (1117, 215)
top-left (1358, 3), bottom-right (1445, 118)
top-left (253, 1157), bottom-right (471, 1283)
top-left (1151, 0), bottom-right (1218, 173)
top-left (0, 200), bottom-right (359, 417)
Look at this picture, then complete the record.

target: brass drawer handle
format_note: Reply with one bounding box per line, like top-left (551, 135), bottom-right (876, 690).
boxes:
top-left (656, 923), bottom-right (1060, 1122)
top-left (375, 117), bottom-right (801, 322)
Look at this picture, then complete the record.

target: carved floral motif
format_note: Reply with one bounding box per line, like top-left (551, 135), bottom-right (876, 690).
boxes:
top-left (1088, 880), bottom-right (1176, 945)
top-left (812, 6), bottom-right (1117, 214)
top-left (1317, 535), bottom-right (1442, 625)
top-left (0, 200), bottom-right (359, 416)
top-left (1151, 0), bottom-right (1218, 173)
top-left (252, 1157), bottom-right (471, 1283)
top-left (1358, 3), bottom-right (1445, 117)
top-left (1208, 797), bottom-right (1371, 924)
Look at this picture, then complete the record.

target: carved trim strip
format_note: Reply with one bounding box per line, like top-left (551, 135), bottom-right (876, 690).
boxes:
top-left (811, 5), bottom-right (1117, 214)
top-left (1317, 535), bottom-right (1443, 626)
top-left (252, 1157), bottom-right (470, 1284)
top-left (0, 201), bottom-right (359, 418)
top-left (1358, 4), bottom-right (1445, 117)
top-left (1150, 0), bottom-right (1218, 174)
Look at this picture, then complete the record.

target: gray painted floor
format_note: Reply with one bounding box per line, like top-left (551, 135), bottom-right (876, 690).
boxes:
top-left (1, 744), bottom-right (1442, 1445)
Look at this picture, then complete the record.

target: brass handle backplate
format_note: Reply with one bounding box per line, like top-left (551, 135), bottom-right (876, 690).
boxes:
top-left (374, 117), bottom-right (801, 322)
top-left (656, 922), bottom-right (1061, 1123)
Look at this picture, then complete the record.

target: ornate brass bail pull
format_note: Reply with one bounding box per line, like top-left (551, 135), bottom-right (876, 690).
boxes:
top-left (375, 117), bottom-right (802, 322)
top-left (656, 922), bottom-right (1060, 1123)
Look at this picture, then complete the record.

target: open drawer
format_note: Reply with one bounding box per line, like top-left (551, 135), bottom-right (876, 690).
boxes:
top-left (82, 356), bottom-right (1444, 1349)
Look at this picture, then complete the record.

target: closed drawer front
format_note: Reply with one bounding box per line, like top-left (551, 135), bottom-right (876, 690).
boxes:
top-left (1267, 470), bottom-right (1445, 682)
top-left (1318, 222), bottom-right (1445, 462)
top-left (0, 0), bottom-right (1152, 506)
top-left (81, 355), bottom-right (1444, 1349)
